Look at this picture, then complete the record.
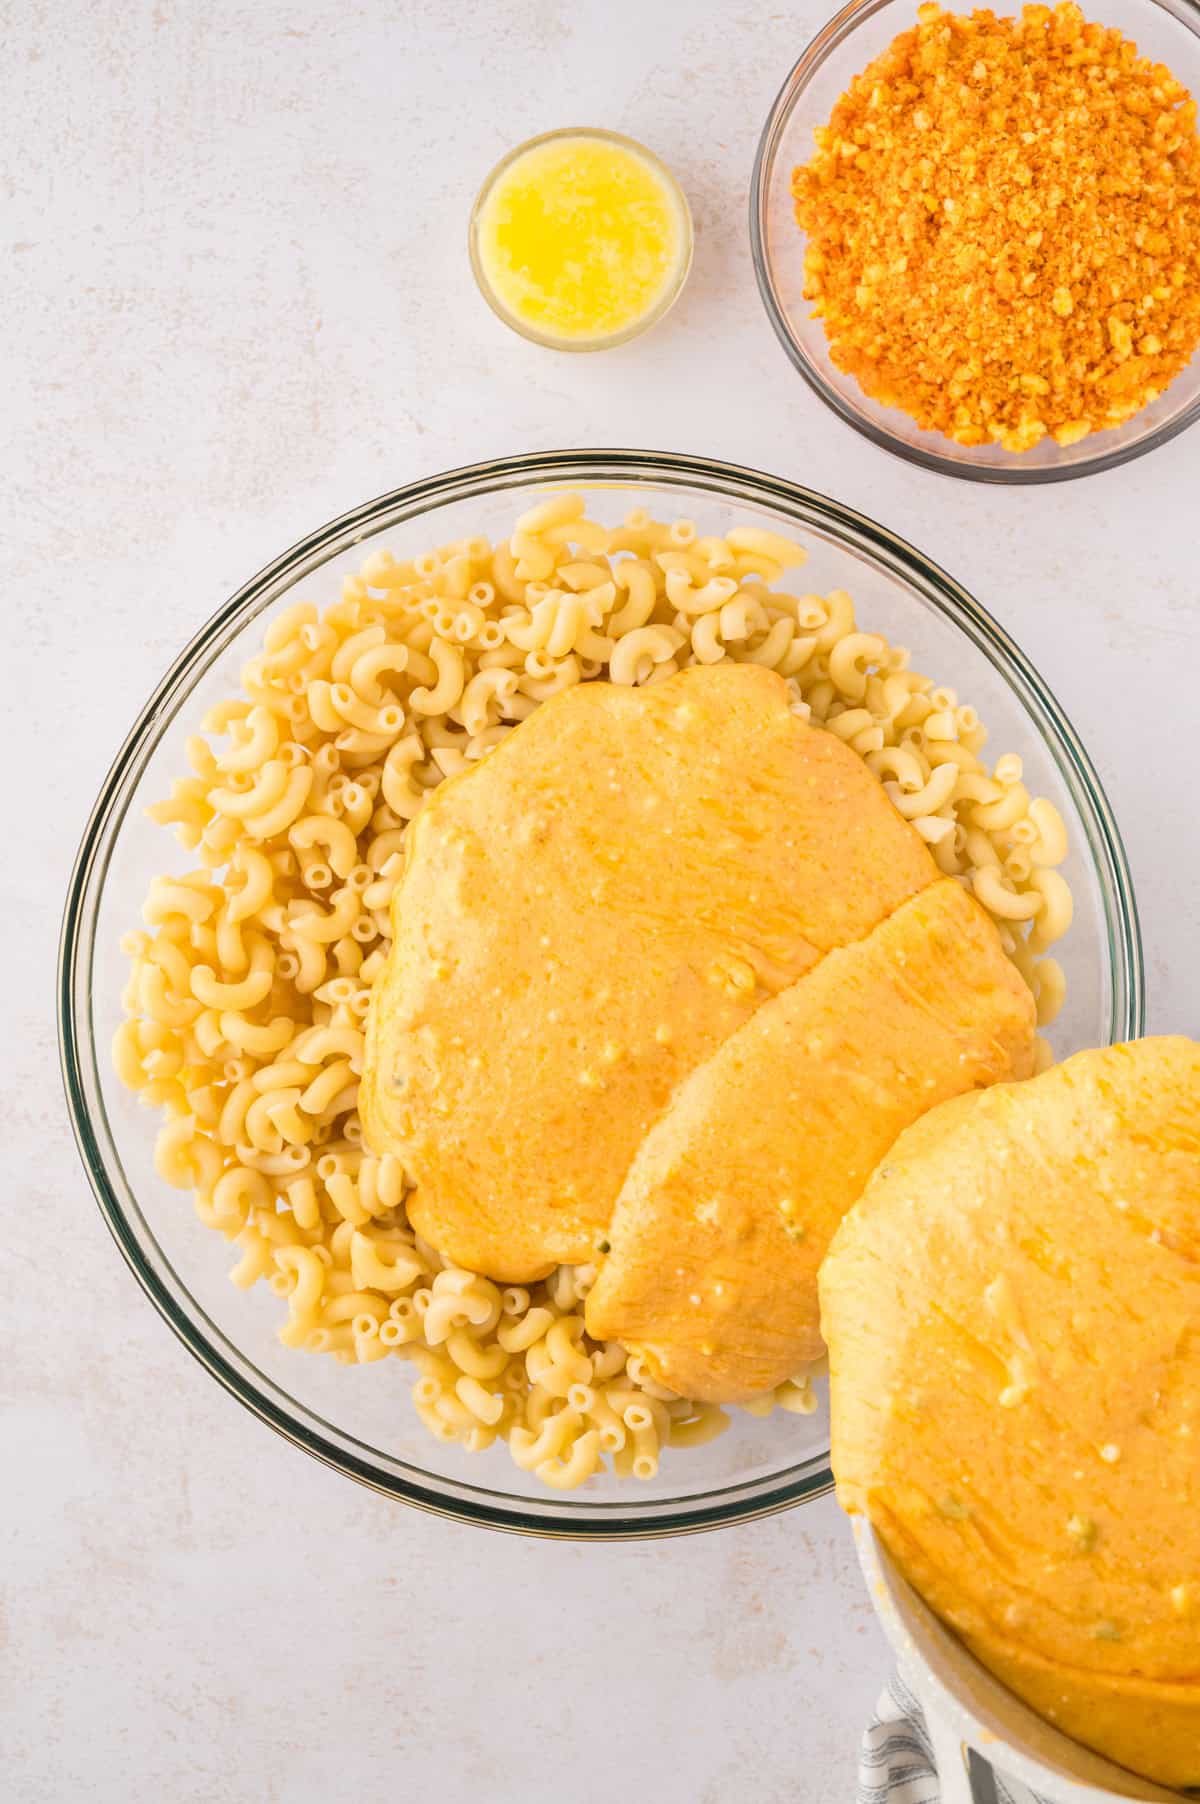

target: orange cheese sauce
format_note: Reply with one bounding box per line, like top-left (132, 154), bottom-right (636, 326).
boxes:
top-left (586, 878), bottom-right (1034, 1401)
top-left (360, 664), bottom-right (937, 1284)
top-left (821, 1039), bottom-right (1200, 1789)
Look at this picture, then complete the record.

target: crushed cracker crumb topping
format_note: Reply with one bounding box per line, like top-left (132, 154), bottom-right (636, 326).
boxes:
top-left (792, 2), bottom-right (1200, 451)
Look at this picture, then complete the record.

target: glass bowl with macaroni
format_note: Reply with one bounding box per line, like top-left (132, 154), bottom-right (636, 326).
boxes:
top-left (59, 450), bottom-right (1143, 1537)
top-left (750, 0), bottom-right (1200, 484)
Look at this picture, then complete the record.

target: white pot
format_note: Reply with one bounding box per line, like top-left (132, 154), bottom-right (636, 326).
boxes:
top-left (853, 1520), bottom-right (1186, 1804)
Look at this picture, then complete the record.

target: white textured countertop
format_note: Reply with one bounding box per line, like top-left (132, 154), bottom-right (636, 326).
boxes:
top-left (5, 2), bottom-right (1198, 1799)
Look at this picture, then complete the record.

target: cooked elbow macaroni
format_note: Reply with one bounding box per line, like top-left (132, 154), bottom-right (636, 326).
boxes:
top-left (117, 493), bottom-right (1072, 1489)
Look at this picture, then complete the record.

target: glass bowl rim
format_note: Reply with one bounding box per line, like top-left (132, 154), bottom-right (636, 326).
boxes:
top-left (749, 0), bottom-right (1200, 486)
top-left (57, 447), bottom-right (1145, 1538)
top-left (467, 125), bottom-right (694, 352)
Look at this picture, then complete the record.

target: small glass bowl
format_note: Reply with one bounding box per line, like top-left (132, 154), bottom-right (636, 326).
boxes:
top-left (751, 0), bottom-right (1200, 483)
top-left (468, 127), bottom-right (693, 351)
top-left (59, 450), bottom-right (1143, 1538)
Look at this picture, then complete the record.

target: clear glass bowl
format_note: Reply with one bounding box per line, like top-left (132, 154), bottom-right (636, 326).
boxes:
top-left (58, 450), bottom-right (1144, 1537)
top-left (468, 127), bottom-right (693, 351)
top-left (751, 0), bottom-right (1200, 484)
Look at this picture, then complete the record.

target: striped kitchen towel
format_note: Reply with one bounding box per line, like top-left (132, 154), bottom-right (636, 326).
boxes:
top-left (858, 1672), bottom-right (1050, 1804)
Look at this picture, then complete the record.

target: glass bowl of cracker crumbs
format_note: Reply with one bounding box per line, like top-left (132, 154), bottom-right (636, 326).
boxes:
top-left (752, 0), bottom-right (1200, 482)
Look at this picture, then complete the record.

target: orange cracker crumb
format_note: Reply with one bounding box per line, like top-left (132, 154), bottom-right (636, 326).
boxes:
top-left (792, 1), bottom-right (1200, 451)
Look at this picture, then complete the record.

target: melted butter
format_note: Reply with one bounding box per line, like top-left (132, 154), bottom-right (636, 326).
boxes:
top-left (474, 133), bottom-right (689, 345)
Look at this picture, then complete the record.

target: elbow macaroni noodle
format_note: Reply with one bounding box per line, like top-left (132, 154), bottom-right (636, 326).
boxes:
top-left (117, 494), bottom-right (1072, 1489)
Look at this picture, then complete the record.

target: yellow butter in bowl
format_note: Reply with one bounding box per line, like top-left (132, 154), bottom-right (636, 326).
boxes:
top-left (469, 128), bottom-right (692, 349)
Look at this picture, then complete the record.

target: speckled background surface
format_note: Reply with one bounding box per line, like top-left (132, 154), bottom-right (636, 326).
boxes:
top-left (5, 1), bottom-right (1199, 1799)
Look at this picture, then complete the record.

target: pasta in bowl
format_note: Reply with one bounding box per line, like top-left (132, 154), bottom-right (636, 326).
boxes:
top-left (60, 450), bottom-right (1141, 1536)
